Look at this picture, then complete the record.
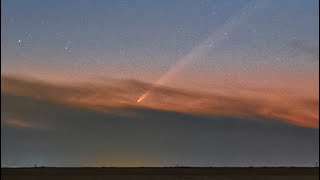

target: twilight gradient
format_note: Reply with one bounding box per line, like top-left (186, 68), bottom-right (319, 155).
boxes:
top-left (1, 0), bottom-right (319, 167)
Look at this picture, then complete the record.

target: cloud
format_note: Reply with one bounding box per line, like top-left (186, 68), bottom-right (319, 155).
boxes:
top-left (286, 39), bottom-right (319, 62)
top-left (1, 75), bottom-right (318, 128)
top-left (2, 118), bottom-right (34, 129)
top-left (1, 90), bottom-right (319, 167)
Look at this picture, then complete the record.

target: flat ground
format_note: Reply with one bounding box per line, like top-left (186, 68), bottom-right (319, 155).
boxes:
top-left (1, 167), bottom-right (319, 180)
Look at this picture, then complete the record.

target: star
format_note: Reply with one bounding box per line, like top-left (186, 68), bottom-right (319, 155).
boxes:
top-left (65, 41), bottom-right (72, 50)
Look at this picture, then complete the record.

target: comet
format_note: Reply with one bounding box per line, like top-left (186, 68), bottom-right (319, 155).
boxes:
top-left (137, 96), bottom-right (143, 103)
top-left (137, 0), bottom-right (257, 103)
top-left (137, 90), bottom-right (152, 102)
top-left (137, 96), bottom-right (144, 102)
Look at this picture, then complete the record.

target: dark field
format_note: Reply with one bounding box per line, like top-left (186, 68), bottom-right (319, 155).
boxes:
top-left (1, 167), bottom-right (319, 180)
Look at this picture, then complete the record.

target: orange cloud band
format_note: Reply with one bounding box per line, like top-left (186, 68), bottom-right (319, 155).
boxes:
top-left (2, 75), bottom-right (318, 128)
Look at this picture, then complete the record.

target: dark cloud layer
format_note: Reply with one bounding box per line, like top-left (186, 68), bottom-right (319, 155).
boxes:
top-left (1, 76), bottom-right (319, 167)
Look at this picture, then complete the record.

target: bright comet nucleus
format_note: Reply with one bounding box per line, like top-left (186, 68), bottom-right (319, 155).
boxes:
top-left (137, 91), bottom-right (150, 103)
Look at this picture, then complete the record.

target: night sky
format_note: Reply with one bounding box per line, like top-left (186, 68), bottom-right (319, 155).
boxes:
top-left (1, 0), bottom-right (319, 167)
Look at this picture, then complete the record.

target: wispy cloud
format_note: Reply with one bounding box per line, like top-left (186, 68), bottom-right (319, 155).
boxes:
top-left (286, 39), bottom-right (319, 62)
top-left (2, 118), bottom-right (35, 129)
